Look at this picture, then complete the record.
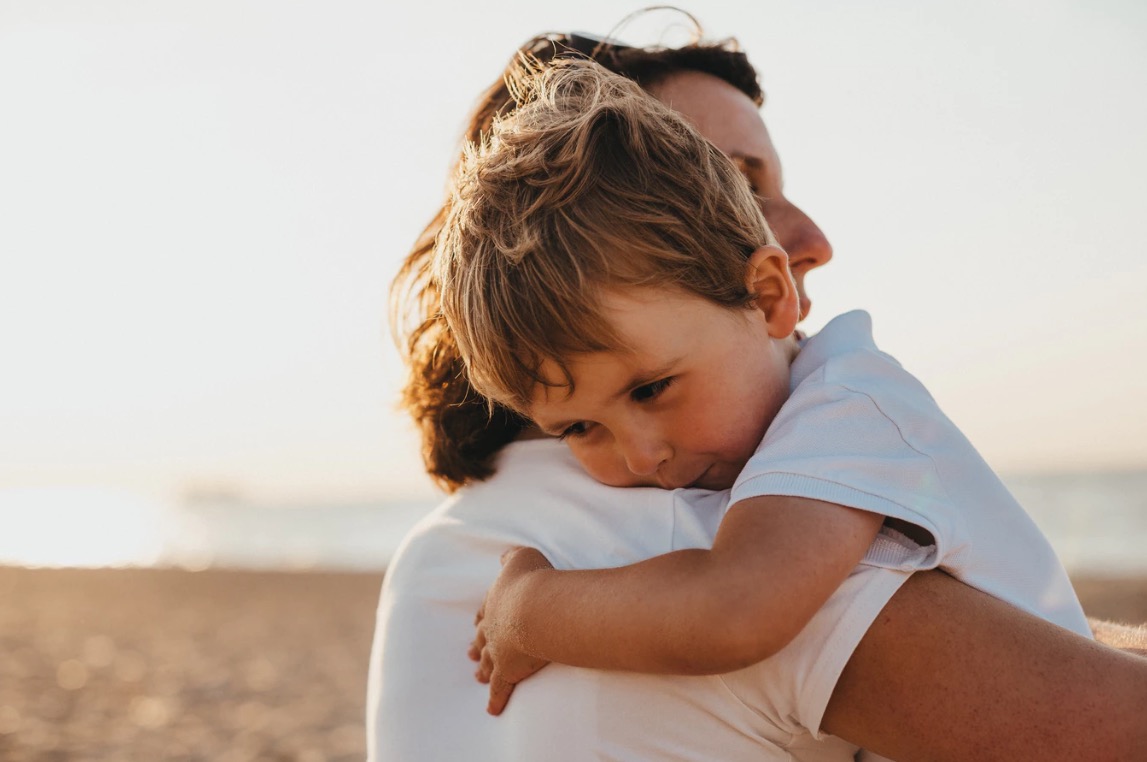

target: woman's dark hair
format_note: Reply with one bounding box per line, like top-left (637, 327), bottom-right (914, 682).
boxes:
top-left (391, 31), bottom-right (763, 492)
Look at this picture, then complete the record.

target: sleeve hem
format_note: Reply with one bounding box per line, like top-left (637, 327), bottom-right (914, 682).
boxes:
top-left (799, 567), bottom-right (914, 740)
top-left (730, 472), bottom-right (947, 564)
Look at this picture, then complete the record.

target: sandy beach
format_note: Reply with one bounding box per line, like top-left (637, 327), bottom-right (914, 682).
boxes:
top-left (1, 566), bottom-right (1144, 761)
top-left (0, 568), bottom-right (381, 762)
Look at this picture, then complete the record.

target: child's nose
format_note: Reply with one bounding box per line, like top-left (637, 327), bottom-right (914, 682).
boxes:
top-left (620, 433), bottom-right (671, 478)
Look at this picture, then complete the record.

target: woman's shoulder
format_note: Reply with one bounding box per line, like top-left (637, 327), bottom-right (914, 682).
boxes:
top-left (395, 438), bottom-right (693, 573)
top-left (389, 439), bottom-right (618, 565)
top-left (443, 438), bottom-right (584, 507)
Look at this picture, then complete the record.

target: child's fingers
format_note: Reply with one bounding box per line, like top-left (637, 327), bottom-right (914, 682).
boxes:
top-left (486, 673), bottom-right (516, 716)
top-left (498, 546), bottom-right (556, 581)
top-left (476, 648), bottom-right (493, 684)
top-left (469, 627), bottom-right (487, 661)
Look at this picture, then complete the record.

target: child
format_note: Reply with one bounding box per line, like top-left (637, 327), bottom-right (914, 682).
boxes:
top-left (434, 59), bottom-right (1091, 715)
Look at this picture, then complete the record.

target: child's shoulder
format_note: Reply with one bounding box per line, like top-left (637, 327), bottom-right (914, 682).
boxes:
top-left (793, 310), bottom-right (937, 416)
top-left (796, 311), bottom-right (896, 378)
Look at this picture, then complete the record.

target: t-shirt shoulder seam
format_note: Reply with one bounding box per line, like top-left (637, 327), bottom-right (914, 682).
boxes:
top-left (832, 379), bottom-right (956, 508)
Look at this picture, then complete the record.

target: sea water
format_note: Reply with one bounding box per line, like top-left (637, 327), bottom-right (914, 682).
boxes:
top-left (1, 470), bottom-right (1144, 573)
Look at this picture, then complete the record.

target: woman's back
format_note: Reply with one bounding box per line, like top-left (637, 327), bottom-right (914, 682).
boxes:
top-left (367, 439), bottom-right (910, 760)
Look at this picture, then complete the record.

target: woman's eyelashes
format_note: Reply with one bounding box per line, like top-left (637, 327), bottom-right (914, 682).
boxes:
top-left (630, 377), bottom-right (674, 403)
top-left (732, 154), bottom-right (766, 196)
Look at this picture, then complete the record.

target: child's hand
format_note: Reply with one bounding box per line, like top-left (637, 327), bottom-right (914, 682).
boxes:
top-left (468, 546), bottom-right (553, 715)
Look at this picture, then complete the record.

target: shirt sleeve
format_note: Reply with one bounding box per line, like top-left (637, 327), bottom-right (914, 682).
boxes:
top-left (718, 563), bottom-right (912, 741)
top-left (731, 380), bottom-right (955, 571)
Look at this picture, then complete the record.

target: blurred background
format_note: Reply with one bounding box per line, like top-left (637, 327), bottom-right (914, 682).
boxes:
top-left (3, 0), bottom-right (1146, 572)
top-left (1, 1), bottom-right (1144, 759)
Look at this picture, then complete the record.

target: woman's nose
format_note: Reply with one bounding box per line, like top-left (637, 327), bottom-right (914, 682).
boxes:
top-left (767, 199), bottom-right (832, 319)
top-left (780, 204), bottom-right (833, 276)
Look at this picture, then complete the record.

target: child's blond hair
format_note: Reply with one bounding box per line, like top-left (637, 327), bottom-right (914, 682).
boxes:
top-left (435, 58), bottom-right (776, 414)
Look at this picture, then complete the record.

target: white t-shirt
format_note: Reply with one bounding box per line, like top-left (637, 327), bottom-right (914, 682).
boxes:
top-left (732, 310), bottom-right (1091, 637)
top-left (367, 439), bottom-right (910, 761)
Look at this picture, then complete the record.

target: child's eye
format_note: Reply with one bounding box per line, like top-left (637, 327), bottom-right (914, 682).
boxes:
top-left (558, 422), bottom-right (588, 440)
top-left (631, 377), bottom-right (673, 403)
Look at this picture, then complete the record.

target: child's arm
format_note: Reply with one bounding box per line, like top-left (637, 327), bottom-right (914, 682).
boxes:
top-left (471, 496), bottom-right (883, 714)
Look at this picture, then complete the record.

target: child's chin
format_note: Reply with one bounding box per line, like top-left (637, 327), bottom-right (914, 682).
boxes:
top-left (686, 465), bottom-right (734, 491)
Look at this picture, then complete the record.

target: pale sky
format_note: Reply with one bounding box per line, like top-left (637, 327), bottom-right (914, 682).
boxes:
top-left (1, 0), bottom-right (1145, 504)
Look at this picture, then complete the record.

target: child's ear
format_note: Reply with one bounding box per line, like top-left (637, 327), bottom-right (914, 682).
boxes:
top-left (744, 245), bottom-right (800, 339)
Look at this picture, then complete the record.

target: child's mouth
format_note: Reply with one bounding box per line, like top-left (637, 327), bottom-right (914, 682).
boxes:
top-left (680, 464), bottom-right (715, 490)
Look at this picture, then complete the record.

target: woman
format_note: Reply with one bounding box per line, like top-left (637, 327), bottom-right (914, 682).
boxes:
top-left (370, 30), bottom-right (1147, 762)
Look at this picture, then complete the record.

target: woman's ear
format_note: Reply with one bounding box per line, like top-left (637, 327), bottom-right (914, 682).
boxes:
top-left (744, 245), bottom-right (800, 339)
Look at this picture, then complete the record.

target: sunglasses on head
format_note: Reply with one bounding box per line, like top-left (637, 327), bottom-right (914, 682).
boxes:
top-left (523, 32), bottom-right (634, 64)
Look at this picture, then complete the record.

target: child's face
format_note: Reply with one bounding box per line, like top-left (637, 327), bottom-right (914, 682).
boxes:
top-left (528, 284), bottom-right (796, 491)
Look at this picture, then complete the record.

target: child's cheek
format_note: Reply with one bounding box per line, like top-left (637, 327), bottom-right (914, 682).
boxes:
top-left (575, 443), bottom-right (657, 489)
